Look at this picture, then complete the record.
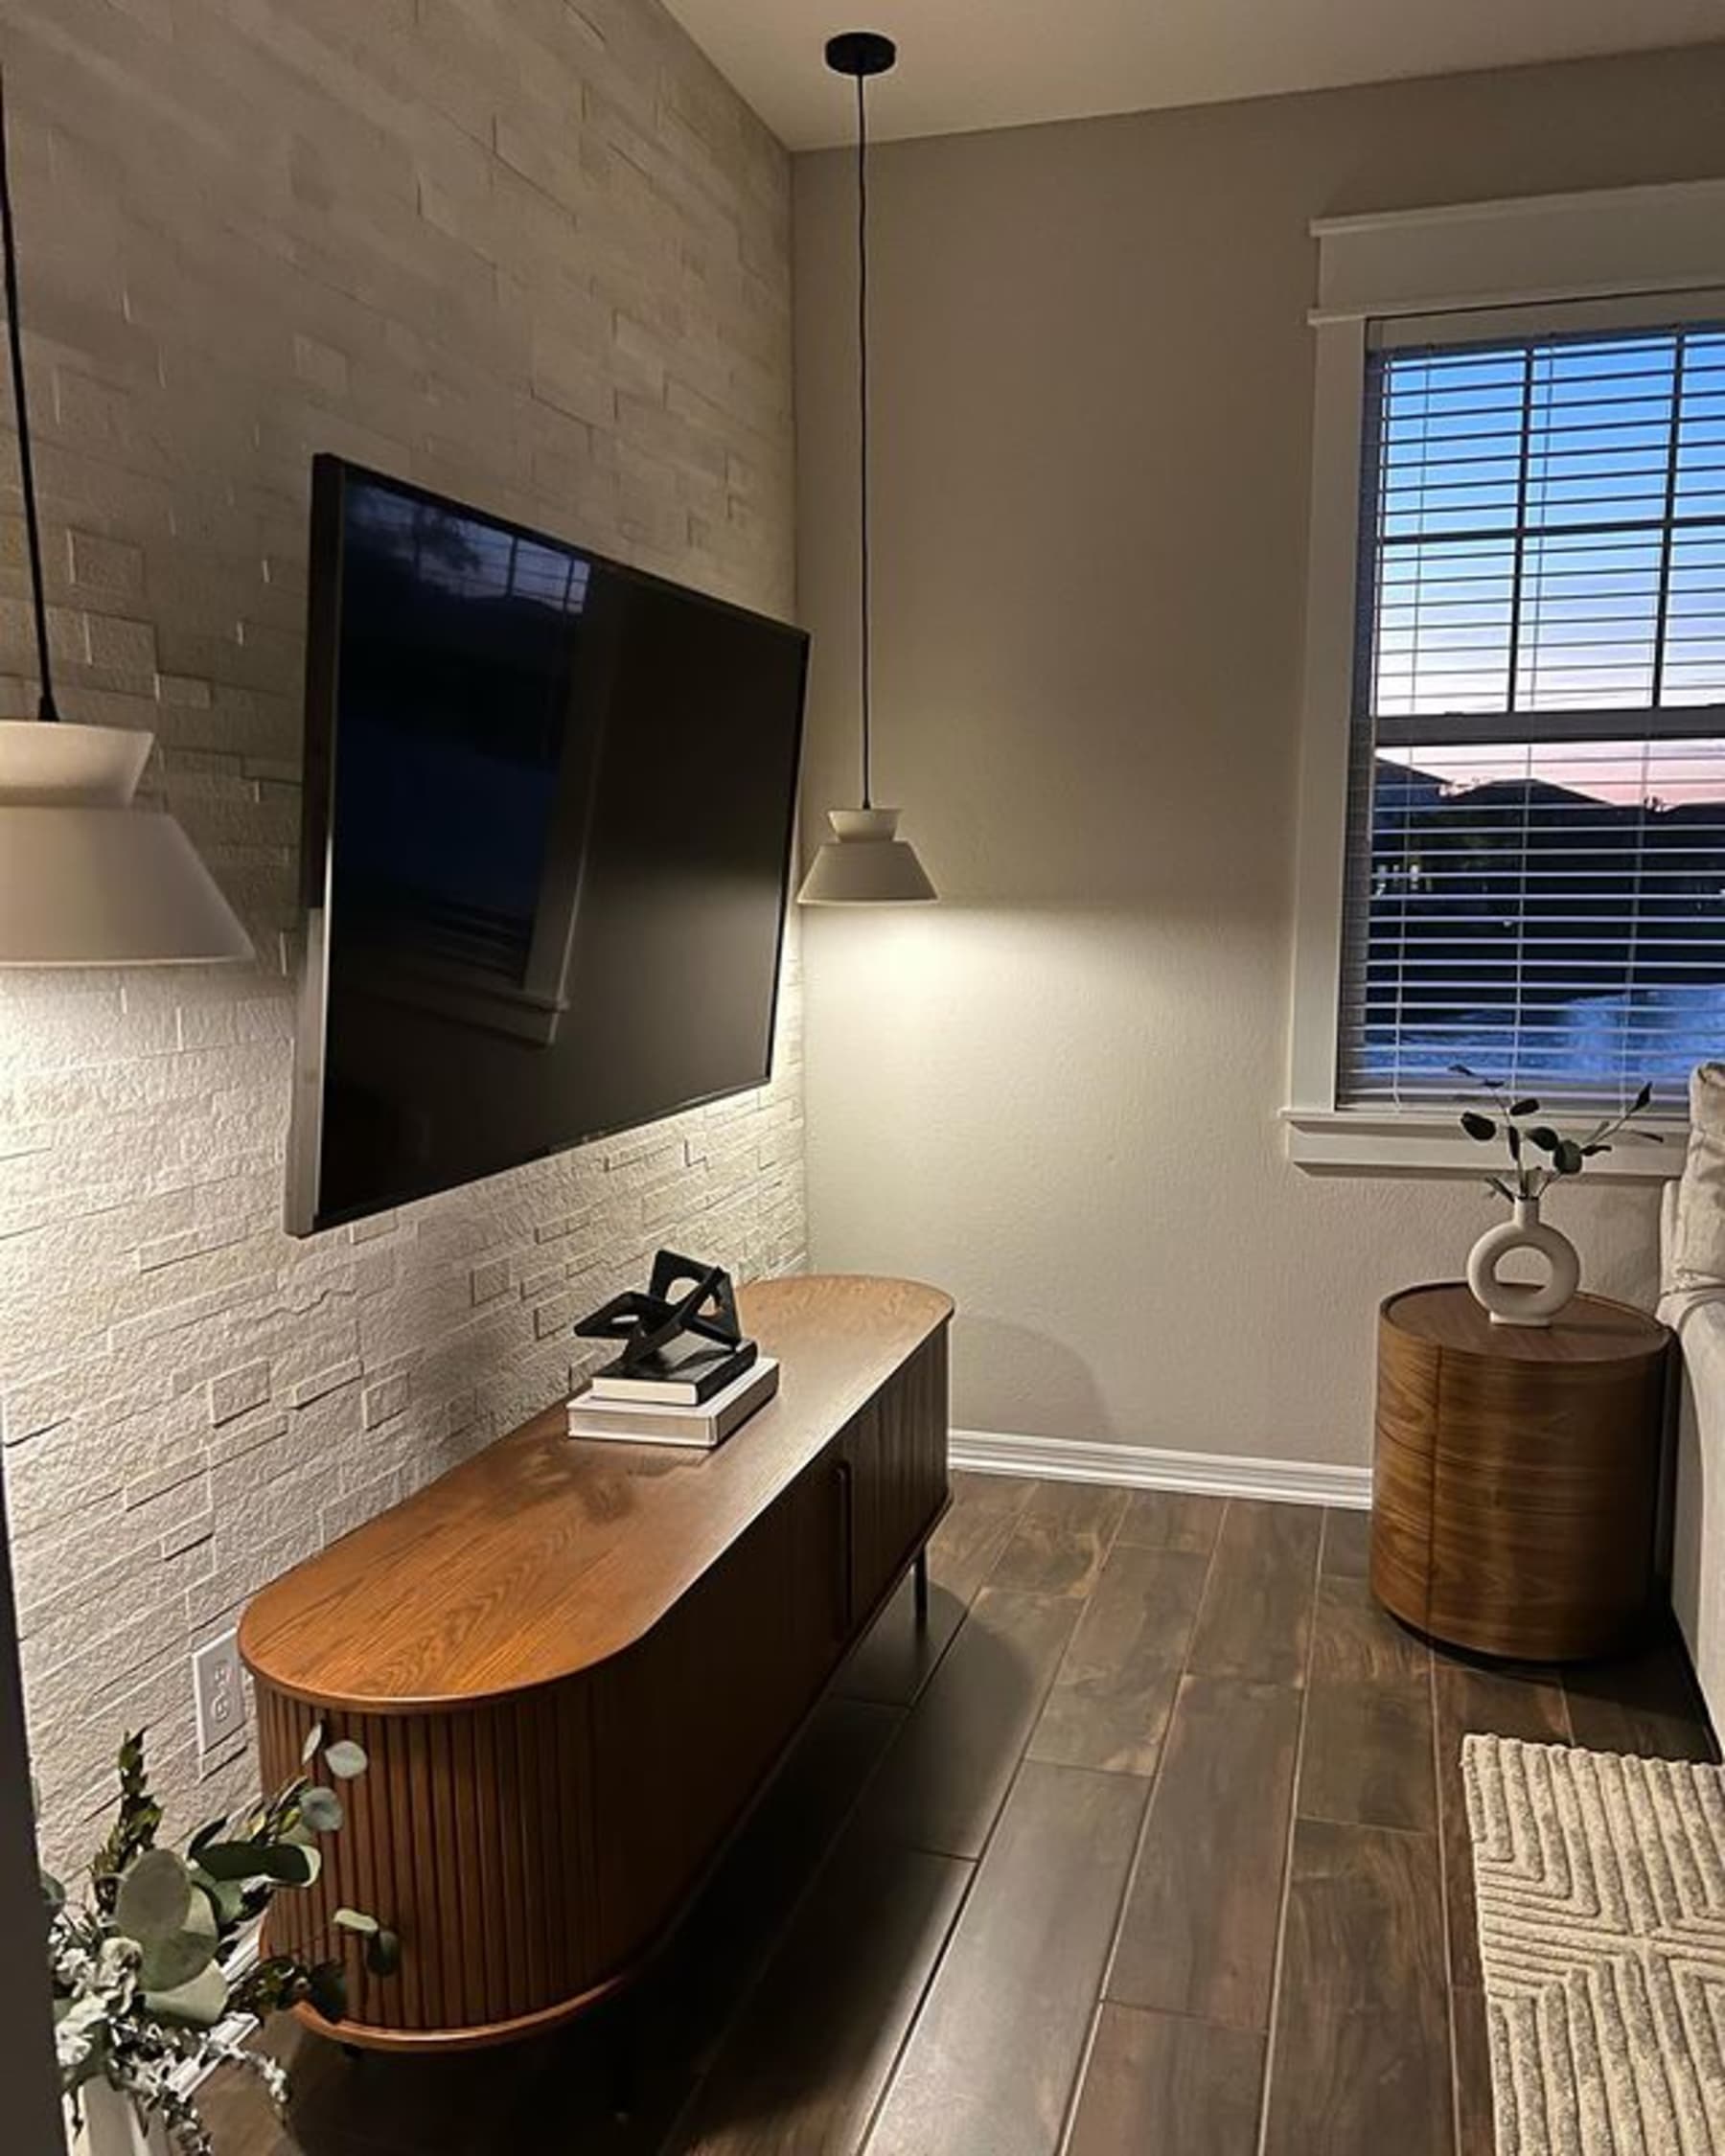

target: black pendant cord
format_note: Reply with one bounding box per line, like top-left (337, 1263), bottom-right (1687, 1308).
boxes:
top-left (855, 69), bottom-right (872, 811)
top-left (0, 69), bottom-right (57, 723)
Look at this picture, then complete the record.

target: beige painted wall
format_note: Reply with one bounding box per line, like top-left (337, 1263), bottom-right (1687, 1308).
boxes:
top-left (793, 45), bottom-right (1725, 1467)
top-left (2, 0), bottom-right (799, 1873)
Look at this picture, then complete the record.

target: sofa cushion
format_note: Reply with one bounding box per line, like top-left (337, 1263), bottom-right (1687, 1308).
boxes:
top-left (1668, 1062), bottom-right (1725, 1292)
top-left (1658, 1289), bottom-right (1725, 1740)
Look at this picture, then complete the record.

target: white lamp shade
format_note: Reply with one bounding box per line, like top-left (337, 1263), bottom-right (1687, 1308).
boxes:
top-left (0, 721), bottom-right (253, 965)
top-left (797, 807), bottom-right (937, 906)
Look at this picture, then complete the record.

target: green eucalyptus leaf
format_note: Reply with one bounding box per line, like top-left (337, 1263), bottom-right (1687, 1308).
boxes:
top-left (1527, 1126), bottom-right (1560, 1153)
top-left (302, 1722), bottom-right (325, 1766)
top-left (145, 1959), bottom-right (229, 2029)
top-left (365, 1928), bottom-right (402, 1980)
top-left (1506, 1125), bottom-right (1523, 1160)
top-left (191, 1869), bottom-right (246, 1928)
top-left (187, 1814), bottom-right (230, 1859)
top-left (300, 1786), bottom-right (344, 1834)
top-left (323, 1740), bottom-right (368, 1780)
top-left (307, 1962), bottom-right (348, 2022)
top-left (1509, 1097), bottom-right (1539, 1117)
top-left (1460, 1112), bottom-right (1496, 1142)
top-left (333, 1907), bottom-right (380, 1936)
top-left (114, 1847), bottom-right (194, 1945)
top-left (138, 1897), bottom-right (218, 1994)
top-left (1553, 1139), bottom-right (1585, 1175)
top-left (1633, 1081), bottom-right (1653, 1112)
top-left (196, 1839), bottom-right (319, 1886)
top-left (191, 1840), bottom-right (273, 1883)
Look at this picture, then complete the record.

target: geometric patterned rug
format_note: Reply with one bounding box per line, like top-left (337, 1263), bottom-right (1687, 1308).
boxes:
top-left (1462, 1735), bottom-right (1725, 2154)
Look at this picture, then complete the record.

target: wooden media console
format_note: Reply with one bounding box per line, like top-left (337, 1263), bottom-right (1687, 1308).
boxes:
top-left (239, 1273), bottom-right (953, 2052)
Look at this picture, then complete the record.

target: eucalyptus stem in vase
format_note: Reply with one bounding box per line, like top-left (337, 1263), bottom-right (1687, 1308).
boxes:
top-left (1451, 1066), bottom-right (1663, 1327)
top-left (50, 1727), bottom-right (399, 2155)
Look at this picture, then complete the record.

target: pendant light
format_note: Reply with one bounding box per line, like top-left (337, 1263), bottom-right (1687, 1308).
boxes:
top-left (797, 31), bottom-right (935, 907)
top-left (0, 69), bottom-right (251, 966)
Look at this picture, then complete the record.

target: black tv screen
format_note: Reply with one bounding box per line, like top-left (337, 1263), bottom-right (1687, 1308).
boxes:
top-left (286, 458), bottom-right (808, 1235)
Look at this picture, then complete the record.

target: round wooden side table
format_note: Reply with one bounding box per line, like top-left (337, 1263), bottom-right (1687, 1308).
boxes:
top-left (1370, 1283), bottom-right (1672, 1663)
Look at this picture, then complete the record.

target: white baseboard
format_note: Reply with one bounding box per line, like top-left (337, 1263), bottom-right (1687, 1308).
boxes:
top-left (948, 1428), bottom-right (1372, 1510)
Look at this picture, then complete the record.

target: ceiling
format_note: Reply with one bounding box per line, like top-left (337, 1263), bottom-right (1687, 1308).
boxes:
top-left (660, 0), bottom-right (1725, 150)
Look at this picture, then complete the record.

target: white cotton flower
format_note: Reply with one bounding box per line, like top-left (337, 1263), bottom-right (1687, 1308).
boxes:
top-left (54, 1993), bottom-right (109, 2073)
top-left (98, 1935), bottom-right (142, 1989)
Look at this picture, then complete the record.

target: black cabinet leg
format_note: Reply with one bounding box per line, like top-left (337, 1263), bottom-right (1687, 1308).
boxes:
top-left (912, 1548), bottom-right (930, 1626)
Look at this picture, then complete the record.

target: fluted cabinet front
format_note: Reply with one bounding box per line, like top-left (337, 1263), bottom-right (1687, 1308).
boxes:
top-left (258, 1686), bottom-right (605, 2040)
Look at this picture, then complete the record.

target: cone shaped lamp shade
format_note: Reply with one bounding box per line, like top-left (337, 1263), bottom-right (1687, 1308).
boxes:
top-left (0, 720), bottom-right (253, 965)
top-left (796, 808), bottom-right (935, 905)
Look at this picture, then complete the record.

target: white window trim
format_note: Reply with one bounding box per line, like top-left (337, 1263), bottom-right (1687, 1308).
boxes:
top-left (1281, 1107), bottom-right (1688, 1179)
top-left (1285, 178), bottom-right (1725, 1179)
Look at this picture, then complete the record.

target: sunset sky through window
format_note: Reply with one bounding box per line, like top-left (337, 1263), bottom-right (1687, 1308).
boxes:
top-left (1369, 328), bottom-right (1725, 798)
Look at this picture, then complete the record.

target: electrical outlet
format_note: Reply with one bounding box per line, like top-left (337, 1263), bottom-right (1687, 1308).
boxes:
top-left (192, 1630), bottom-right (243, 1754)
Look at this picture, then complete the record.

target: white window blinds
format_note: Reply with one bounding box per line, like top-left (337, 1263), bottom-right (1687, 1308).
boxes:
top-left (1338, 319), bottom-right (1725, 1112)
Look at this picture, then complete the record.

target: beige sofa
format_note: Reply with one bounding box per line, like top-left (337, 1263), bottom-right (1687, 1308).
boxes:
top-left (1658, 1065), bottom-right (1725, 1737)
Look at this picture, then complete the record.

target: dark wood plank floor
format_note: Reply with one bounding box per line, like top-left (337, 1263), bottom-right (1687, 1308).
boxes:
top-left (200, 1474), bottom-right (1717, 2156)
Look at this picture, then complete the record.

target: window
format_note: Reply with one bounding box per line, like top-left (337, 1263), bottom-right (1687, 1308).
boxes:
top-left (1285, 180), bottom-right (1725, 1171)
top-left (1341, 320), bottom-right (1725, 1114)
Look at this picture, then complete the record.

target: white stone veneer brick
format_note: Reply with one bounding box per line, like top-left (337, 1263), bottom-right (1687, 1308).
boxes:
top-left (0, 0), bottom-right (801, 1873)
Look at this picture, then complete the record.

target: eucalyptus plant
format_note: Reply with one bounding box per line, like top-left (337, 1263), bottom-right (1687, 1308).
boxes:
top-left (50, 1726), bottom-right (399, 2155)
top-left (1453, 1064), bottom-right (1663, 1203)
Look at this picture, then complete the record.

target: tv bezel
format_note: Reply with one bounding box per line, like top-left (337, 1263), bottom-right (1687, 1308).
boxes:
top-left (285, 454), bottom-right (810, 1239)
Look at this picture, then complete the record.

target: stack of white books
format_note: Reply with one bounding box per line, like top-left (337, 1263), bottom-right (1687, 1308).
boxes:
top-left (566, 1355), bottom-right (780, 1449)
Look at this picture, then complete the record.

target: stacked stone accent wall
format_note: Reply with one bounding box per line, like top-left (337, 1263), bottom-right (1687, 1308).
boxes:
top-left (0, 0), bottom-right (799, 1869)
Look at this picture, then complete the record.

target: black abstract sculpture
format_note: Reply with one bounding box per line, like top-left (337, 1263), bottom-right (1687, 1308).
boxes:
top-left (575, 1250), bottom-right (747, 1376)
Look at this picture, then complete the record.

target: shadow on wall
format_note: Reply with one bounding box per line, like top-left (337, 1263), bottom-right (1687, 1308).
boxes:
top-left (952, 1313), bottom-right (1109, 1442)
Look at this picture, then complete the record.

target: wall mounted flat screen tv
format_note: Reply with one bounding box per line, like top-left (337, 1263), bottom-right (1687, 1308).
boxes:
top-left (286, 458), bottom-right (808, 1236)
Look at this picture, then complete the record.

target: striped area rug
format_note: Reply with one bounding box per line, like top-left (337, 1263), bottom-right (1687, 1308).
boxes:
top-left (1462, 1734), bottom-right (1725, 2154)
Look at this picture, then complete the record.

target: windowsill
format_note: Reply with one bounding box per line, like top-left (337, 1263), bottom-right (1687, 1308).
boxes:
top-left (1282, 1105), bottom-right (1687, 1180)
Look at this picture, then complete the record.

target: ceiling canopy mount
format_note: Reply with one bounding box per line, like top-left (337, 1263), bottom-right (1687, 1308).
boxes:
top-left (824, 30), bottom-right (897, 79)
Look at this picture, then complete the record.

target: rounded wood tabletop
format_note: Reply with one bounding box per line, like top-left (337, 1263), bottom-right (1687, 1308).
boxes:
top-left (1380, 1282), bottom-right (1668, 1365)
top-left (239, 1273), bottom-right (954, 1712)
